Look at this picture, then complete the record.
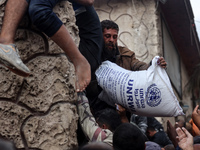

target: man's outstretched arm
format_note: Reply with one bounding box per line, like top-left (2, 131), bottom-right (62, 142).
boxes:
top-left (77, 92), bottom-right (113, 146)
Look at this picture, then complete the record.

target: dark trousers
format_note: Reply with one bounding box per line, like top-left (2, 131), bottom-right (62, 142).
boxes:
top-left (27, 0), bottom-right (63, 37)
top-left (74, 5), bottom-right (103, 80)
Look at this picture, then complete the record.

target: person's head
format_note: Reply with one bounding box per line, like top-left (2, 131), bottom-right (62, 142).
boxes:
top-left (146, 126), bottom-right (157, 138)
top-left (164, 144), bottom-right (175, 150)
top-left (0, 138), bottom-right (16, 150)
top-left (145, 141), bottom-right (162, 150)
top-left (101, 20), bottom-right (119, 52)
top-left (80, 142), bottom-right (112, 150)
top-left (176, 119), bottom-right (186, 128)
top-left (113, 123), bottom-right (146, 150)
top-left (95, 108), bottom-right (122, 132)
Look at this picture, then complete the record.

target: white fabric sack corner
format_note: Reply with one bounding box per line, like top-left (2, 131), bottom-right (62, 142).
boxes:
top-left (95, 56), bottom-right (184, 117)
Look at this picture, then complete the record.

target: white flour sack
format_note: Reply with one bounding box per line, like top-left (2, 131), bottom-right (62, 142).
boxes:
top-left (95, 56), bottom-right (184, 117)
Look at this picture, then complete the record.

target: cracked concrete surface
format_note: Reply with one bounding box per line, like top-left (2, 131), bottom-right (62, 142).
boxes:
top-left (0, 1), bottom-right (79, 149)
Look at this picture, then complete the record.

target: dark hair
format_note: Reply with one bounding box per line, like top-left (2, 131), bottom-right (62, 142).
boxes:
top-left (95, 108), bottom-right (122, 132)
top-left (0, 138), bottom-right (16, 150)
top-left (113, 123), bottom-right (146, 150)
top-left (164, 144), bottom-right (175, 150)
top-left (147, 126), bottom-right (156, 132)
top-left (101, 20), bottom-right (119, 33)
top-left (176, 119), bottom-right (186, 128)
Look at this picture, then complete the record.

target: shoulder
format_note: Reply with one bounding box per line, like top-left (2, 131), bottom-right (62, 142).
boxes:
top-left (118, 46), bottom-right (135, 56)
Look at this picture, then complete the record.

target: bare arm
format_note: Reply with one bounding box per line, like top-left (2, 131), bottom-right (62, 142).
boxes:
top-left (77, 92), bottom-right (113, 146)
top-left (167, 120), bottom-right (178, 148)
top-left (192, 105), bottom-right (200, 129)
top-left (115, 104), bottom-right (129, 123)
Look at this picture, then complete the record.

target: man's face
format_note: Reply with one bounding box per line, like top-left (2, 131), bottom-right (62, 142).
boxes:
top-left (146, 130), bottom-right (155, 137)
top-left (103, 28), bottom-right (118, 51)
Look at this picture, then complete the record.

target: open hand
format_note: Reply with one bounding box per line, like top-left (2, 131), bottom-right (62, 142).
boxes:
top-left (167, 120), bottom-right (178, 147)
top-left (176, 127), bottom-right (194, 150)
top-left (115, 104), bottom-right (129, 123)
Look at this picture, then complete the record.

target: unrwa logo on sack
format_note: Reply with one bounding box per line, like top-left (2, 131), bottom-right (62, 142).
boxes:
top-left (126, 79), bottom-right (136, 112)
top-left (146, 84), bottom-right (162, 107)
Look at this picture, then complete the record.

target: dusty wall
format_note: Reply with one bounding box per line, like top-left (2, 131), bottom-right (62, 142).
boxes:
top-left (0, 1), bottom-right (79, 149)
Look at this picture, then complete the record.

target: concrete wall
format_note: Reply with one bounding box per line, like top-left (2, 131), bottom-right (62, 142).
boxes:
top-left (0, 1), bottom-right (78, 149)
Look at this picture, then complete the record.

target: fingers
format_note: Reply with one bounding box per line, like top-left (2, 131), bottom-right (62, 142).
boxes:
top-left (115, 103), bottom-right (119, 111)
top-left (167, 121), bottom-right (171, 135)
top-left (176, 127), bottom-right (192, 140)
top-left (115, 104), bottom-right (126, 112)
top-left (157, 57), bottom-right (167, 68)
top-left (167, 120), bottom-right (177, 136)
top-left (118, 104), bottom-right (125, 110)
top-left (176, 127), bottom-right (186, 141)
top-left (193, 105), bottom-right (199, 114)
top-left (157, 57), bottom-right (164, 64)
top-left (182, 127), bottom-right (192, 138)
top-left (175, 122), bottom-right (179, 129)
top-left (167, 120), bottom-right (172, 132)
top-left (167, 120), bottom-right (175, 130)
top-left (176, 127), bottom-right (183, 136)
top-left (167, 120), bottom-right (172, 127)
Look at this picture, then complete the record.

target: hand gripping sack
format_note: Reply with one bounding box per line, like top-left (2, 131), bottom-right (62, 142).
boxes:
top-left (95, 56), bottom-right (184, 117)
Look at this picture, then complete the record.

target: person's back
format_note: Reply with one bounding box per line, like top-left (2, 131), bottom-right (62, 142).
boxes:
top-left (147, 126), bottom-right (172, 147)
top-left (80, 142), bottom-right (113, 150)
top-left (113, 123), bottom-right (146, 150)
top-left (131, 114), bottom-right (148, 134)
top-left (145, 141), bottom-right (162, 150)
top-left (164, 144), bottom-right (175, 150)
top-left (147, 117), bottom-right (164, 131)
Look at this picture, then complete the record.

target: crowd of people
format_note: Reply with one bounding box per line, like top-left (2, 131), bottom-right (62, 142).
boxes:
top-left (0, 0), bottom-right (199, 150)
top-left (76, 92), bottom-right (200, 150)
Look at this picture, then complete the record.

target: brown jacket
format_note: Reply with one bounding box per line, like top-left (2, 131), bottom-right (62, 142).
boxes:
top-left (86, 46), bottom-right (149, 110)
top-left (116, 46), bottom-right (149, 71)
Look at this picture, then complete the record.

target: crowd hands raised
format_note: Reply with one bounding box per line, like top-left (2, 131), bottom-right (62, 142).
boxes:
top-left (1, 103), bottom-right (200, 150)
top-left (74, 99), bottom-right (200, 150)
top-left (166, 105), bottom-right (200, 150)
